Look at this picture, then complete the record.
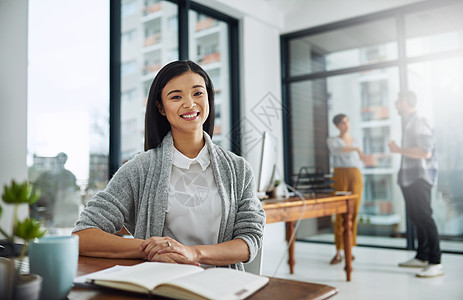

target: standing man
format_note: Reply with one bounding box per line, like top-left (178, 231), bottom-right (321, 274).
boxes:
top-left (388, 91), bottom-right (443, 278)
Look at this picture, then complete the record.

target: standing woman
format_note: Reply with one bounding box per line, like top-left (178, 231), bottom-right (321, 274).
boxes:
top-left (73, 60), bottom-right (265, 270)
top-left (326, 114), bottom-right (364, 265)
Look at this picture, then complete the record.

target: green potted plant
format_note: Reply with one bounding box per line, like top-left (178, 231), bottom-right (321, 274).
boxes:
top-left (0, 180), bottom-right (47, 300)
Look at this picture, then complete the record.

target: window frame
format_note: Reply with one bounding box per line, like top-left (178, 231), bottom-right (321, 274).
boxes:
top-left (109, 0), bottom-right (240, 177)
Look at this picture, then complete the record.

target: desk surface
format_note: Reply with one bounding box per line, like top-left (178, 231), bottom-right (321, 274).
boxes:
top-left (69, 256), bottom-right (338, 300)
top-left (262, 194), bottom-right (357, 281)
top-left (263, 193), bottom-right (356, 204)
top-left (262, 194), bottom-right (357, 224)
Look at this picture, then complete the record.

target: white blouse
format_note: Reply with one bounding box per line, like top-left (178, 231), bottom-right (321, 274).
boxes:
top-left (162, 144), bottom-right (222, 247)
top-left (326, 137), bottom-right (362, 169)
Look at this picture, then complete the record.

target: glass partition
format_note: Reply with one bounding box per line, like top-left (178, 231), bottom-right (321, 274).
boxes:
top-left (289, 17), bottom-right (397, 77)
top-left (288, 79), bottom-right (329, 176)
top-left (326, 68), bottom-right (403, 238)
top-left (284, 0), bottom-right (463, 252)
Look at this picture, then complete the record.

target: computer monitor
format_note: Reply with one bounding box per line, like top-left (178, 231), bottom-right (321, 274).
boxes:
top-left (257, 131), bottom-right (277, 197)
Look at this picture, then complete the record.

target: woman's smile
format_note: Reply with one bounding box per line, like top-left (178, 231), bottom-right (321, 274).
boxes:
top-left (180, 111), bottom-right (200, 120)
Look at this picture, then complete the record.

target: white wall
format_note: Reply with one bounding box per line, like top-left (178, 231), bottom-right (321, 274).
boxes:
top-left (197, 0), bottom-right (284, 29)
top-left (282, 0), bottom-right (426, 33)
top-left (239, 16), bottom-right (285, 245)
top-left (239, 16), bottom-right (283, 176)
top-left (0, 0), bottom-right (29, 234)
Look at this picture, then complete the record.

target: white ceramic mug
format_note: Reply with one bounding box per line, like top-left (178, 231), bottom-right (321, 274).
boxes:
top-left (29, 235), bottom-right (79, 300)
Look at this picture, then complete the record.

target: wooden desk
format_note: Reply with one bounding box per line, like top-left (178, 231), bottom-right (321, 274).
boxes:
top-left (69, 256), bottom-right (338, 300)
top-left (262, 194), bottom-right (357, 281)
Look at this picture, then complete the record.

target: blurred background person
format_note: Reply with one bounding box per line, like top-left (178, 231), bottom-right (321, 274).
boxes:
top-left (327, 113), bottom-right (365, 265)
top-left (31, 152), bottom-right (79, 227)
top-left (388, 91), bottom-right (442, 278)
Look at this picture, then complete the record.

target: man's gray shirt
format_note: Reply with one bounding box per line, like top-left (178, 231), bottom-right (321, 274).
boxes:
top-left (398, 112), bottom-right (438, 187)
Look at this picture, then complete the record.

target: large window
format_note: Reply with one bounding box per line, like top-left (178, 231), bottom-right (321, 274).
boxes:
top-left (27, 0), bottom-right (110, 231)
top-left (119, 0), bottom-right (237, 163)
top-left (282, 0), bottom-right (463, 252)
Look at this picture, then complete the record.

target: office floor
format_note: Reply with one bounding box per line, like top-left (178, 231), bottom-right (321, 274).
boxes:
top-left (300, 233), bottom-right (463, 252)
top-left (261, 240), bottom-right (463, 300)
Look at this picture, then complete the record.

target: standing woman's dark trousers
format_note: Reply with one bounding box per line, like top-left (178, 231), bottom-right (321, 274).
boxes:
top-left (401, 179), bottom-right (441, 264)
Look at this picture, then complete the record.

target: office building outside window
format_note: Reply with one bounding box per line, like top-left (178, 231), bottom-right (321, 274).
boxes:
top-left (120, 0), bottom-right (178, 162)
top-left (120, 1), bottom-right (233, 161)
top-left (189, 11), bottom-right (231, 149)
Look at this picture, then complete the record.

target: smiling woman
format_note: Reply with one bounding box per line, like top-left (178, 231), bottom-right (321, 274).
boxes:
top-left (72, 60), bottom-right (266, 271)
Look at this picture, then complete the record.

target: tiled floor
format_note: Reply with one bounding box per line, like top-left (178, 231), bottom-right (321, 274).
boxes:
top-left (261, 240), bottom-right (463, 300)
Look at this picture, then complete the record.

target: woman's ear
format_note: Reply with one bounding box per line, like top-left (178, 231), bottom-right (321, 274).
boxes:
top-left (156, 101), bottom-right (166, 116)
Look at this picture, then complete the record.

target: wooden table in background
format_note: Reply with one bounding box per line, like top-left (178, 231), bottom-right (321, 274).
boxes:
top-left (262, 194), bottom-right (357, 281)
top-left (69, 256), bottom-right (338, 300)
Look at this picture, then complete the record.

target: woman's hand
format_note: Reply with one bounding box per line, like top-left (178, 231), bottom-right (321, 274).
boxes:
top-left (355, 147), bottom-right (365, 160)
top-left (140, 237), bottom-right (200, 266)
top-left (388, 140), bottom-right (401, 153)
top-left (149, 252), bottom-right (200, 266)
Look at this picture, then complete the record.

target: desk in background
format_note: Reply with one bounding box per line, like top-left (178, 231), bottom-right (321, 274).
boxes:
top-left (262, 194), bottom-right (358, 281)
top-left (69, 256), bottom-right (338, 300)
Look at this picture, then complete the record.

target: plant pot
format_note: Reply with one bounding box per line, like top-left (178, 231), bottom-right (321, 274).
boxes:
top-left (15, 273), bottom-right (42, 300)
top-left (0, 257), bottom-right (42, 300)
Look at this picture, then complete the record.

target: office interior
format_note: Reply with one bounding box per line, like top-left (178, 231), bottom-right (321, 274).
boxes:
top-left (1, 0), bottom-right (462, 298)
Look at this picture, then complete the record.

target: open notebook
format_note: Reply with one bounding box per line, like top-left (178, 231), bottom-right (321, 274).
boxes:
top-left (76, 262), bottom-right (269, 300)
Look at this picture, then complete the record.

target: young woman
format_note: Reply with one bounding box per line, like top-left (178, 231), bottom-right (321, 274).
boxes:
top-left (73, 60), bottom-right (265, 270)
top-left (326, 114), bottom-right (364, 265)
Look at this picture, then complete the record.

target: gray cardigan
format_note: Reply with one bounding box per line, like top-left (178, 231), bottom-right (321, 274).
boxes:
top-left (73, 132), bottom-right (266, 270)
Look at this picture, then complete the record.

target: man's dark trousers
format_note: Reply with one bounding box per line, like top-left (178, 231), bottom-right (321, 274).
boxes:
top-left (401, 179), bottom-right (441, 264)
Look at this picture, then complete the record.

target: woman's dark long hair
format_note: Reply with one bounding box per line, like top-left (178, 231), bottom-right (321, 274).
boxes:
top-left (144, 60), bottom-right (215, 151)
